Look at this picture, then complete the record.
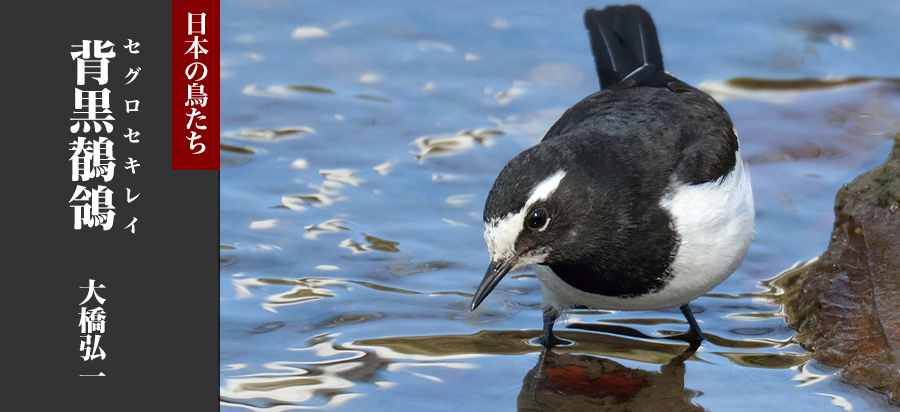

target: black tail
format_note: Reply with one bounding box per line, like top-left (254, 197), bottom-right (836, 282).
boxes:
top-left (584, 5), bottom-right (664, 89)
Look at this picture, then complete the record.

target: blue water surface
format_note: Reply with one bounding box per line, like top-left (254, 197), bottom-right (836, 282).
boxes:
top-left (220, 1), bottom-right (900, 410)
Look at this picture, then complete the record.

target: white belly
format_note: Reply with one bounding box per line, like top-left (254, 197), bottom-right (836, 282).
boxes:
top-left (534, 151), bottom-right (755, 313)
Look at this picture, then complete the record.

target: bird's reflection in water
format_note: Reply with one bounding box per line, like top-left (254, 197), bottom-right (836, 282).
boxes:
top-left (518, 344), bottom-right (704, 412)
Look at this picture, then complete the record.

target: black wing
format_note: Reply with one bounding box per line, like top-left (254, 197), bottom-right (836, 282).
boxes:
top-left (541, 6), bottom-right (738, 185)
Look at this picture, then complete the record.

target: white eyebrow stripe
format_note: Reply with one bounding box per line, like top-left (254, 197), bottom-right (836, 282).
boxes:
top-left (525, 170), bottom-right (566, 208)
top-left (483, 169), bottom-right (566, 262)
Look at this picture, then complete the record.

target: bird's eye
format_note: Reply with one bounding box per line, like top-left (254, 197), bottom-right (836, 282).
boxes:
top-left (527, 209), bottom-right (549, 230)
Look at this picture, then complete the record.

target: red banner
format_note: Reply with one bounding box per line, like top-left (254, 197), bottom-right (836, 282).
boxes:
top-left (172, 0), bottom-right (219, 170)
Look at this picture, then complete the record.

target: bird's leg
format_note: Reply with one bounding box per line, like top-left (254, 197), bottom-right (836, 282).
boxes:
top-left (539, 307), bottom-right (563, 348)
top-left (678, 304), bottom-right (705, 343)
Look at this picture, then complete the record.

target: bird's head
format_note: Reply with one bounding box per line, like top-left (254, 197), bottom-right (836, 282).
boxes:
top-left (470, 144), bottom-right (603, 311)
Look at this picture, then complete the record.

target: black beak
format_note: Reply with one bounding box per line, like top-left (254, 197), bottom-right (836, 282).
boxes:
top-left (470, 260), bottom-right (514, 311)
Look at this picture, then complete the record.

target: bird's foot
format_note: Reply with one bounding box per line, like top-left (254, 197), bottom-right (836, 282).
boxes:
top-left (675, 304), bottom-right (705, 343)
top-left (663, 329), bottom-right (704, 344)
top-left (538, 331), bottom-right (568, 349)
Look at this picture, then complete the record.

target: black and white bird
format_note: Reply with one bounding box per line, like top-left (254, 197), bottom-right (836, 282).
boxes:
top-left (470, 5), bottom-right (754, 348)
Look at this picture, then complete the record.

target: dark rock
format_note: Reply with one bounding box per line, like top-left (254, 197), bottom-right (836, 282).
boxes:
top-left (774, 130), bottom-right (900, 404)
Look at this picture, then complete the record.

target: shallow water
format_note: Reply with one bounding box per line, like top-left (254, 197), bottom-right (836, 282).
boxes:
top-left (219, 1), bottom-right (900, 410)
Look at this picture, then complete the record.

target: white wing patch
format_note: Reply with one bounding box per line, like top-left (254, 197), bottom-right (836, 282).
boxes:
top-left (656, 149), bottom-right (755, 305)
top-left (534, 150), bottom-right (754, 313)
top-left (484, 169), bottom-right (566, 262)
